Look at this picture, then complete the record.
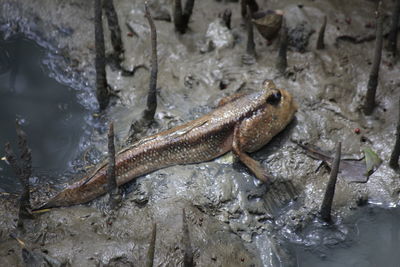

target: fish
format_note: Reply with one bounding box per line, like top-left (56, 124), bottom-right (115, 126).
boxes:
top-left (38, 80), bottom-right (297, 208)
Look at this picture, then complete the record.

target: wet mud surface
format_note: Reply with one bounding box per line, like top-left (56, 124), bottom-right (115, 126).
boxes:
top-left (0, 0), bottom-right (400, 266)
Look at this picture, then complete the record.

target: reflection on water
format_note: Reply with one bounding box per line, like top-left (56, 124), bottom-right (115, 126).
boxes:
top-left (0, 36), bottom-right (87, 192)
top-left (291, 206), bottom-right (400, 267)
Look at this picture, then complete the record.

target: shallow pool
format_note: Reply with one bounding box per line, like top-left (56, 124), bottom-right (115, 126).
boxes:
top-left (0, 36), bottom-right (88, 192)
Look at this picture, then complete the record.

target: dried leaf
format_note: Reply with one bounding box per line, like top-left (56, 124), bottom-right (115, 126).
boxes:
top-left (297, 142), bottom-right (370, 183)
top-left (338, 159), bottom-right (368, 183)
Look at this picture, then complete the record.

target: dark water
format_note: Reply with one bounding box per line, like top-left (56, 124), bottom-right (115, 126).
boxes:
top-left (290, 206), bottom-right (400, 267)
top-left (0, 36), bottom-right (88, 192)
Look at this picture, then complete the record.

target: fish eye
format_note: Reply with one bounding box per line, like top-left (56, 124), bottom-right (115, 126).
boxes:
top-left (266, 90), bottom-right (281, 105)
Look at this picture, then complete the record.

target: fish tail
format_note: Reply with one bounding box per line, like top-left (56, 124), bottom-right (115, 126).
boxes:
top-left (32, 192), bottom-right (65, 211)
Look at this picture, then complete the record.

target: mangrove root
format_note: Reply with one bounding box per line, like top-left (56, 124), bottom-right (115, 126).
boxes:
top-left (319, 142), bottom-right (341, 223)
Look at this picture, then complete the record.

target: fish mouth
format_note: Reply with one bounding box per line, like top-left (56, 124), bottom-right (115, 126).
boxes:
top-left (32, 192), bottom-right (64, 211)
top-left (279, 88), bottom-right (298, 113)
top-left (292, 100), bottom-right (299, 112)
top-left (31, 206), bottom-right (50, 212)
top-left (31, 201), bottom-right (55, 211)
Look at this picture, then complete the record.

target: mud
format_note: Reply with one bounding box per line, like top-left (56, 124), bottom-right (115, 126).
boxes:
top-left (0, 0), bottom-right (400, 266)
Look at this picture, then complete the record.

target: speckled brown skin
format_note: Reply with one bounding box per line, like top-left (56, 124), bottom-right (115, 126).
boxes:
top-left (39, 81), bottom-right (297, 208)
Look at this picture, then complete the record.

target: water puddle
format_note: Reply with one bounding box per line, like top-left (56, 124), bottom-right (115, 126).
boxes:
top-left (0, 35), bottom-right (94, 193)
top-left (288, 206), bottom-right (400, 266)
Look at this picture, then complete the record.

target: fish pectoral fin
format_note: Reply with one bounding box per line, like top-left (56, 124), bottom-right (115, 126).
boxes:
top-left (233, 147), bottom-right (271, 183)
top-left (232, 125), bottom-right (271, 184)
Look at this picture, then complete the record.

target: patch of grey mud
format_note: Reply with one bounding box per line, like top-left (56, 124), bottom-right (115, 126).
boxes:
top-left (1, 0), bottom-right (400, 266)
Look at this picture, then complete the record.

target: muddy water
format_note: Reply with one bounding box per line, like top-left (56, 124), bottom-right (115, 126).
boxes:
top-left (0, 36), bottom-right (91, 192)
top-left (290, 206), bottom-right (400, 267)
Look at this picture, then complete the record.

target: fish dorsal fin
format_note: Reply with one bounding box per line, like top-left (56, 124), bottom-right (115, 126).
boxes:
top-left (120, 117), bottom-right (210, 154)
top-left (169, 117), bottom-right (209, 138)
top-left (80, 162), bottom-right (107, 186)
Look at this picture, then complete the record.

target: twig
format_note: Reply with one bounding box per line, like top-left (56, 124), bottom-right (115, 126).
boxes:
top-left (173, 0), bottom-right (195, 34)
top-left (9, 233), bottom-right (34, 265)
top-left (16, 122), bottom-right (33, 224)
top-left (221, 8), bottom-right (232, 30)
top-left (240, 0), bottom-right (259, 19)
top-left (106, 19), bottom-right (148, 76)
top-left (95, 0), bottom-right (110, 111)
top-left (387, 0), bottom-right (400, 57)
top-left (336, 34), bottom-right (376, 44)
top-left (174, 0), bottom-right (183, 32)
top-left (107, 122), bottom-right (116, 191)
top-left (316, 16), bottom-right (327, 50)
top-left (5, 121), bottom-right (34, 229)
top-left (183, 0), bottom-right (195, 24)
top-left (390, 97), bottom-right (400, 169)
top-left (10, 233), bottom-right (63, 266)
top-left (363, 1), bottom-right (384, 115)
top-left (182, 209), bottom-right (193, 267)
top-left (146, 223), bottom-right (157, 267)
top-left (4, 143), bottom-right (21, 179)
top-left (319, 142), bottom-right (341, 223)
top-left (103, 0), bottom-right (124, 60)
top-left (143, 3), bottom-right (158, 122)
top-left (246, 6), bottom-right (256, 57)
top-left (276, 18), bottom-right (288, 74)
top-left (120, 64), bottom-right (148, 77)
top-left (126, 3), bottom-right (159, 143)
top-left (240, 0), bottom-right (246, 18)
top-left (106, 122), bottom-right (121, 209)
top-left (4, 143), bottom-right (28, 225)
